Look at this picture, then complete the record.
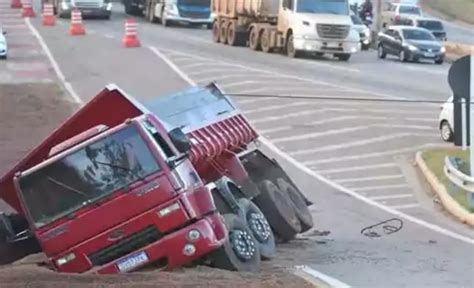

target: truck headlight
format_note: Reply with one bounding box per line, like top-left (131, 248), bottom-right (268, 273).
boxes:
top-left (158, 202), bottom-right (180, 217)
top-left (440, 46), bottom-right (446, 53)
top-left (303, 35), bottom-right (318, 40)
top-left (61, 2), bottom-right (70, 10)
top-left (165, 4), bottom-right (178, 16)
top-left (106, 3), bottom-right (112, 10)
top-left (56, 253), bottom-right (75, 266)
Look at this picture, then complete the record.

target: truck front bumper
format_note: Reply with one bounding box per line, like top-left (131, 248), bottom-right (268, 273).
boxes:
top-left (293, 37), bottom-right (361, 54)
top-left (166, 15), bottom-right (213, 25)
top-left (96, 213), bottom-right (226, 274)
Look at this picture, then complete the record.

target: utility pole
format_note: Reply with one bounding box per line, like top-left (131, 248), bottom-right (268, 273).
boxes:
top-left (375, 0), bottom-right (383, 33)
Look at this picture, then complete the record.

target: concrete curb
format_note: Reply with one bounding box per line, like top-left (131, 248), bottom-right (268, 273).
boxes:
top-left (415, 151), bottom-right (474, 227)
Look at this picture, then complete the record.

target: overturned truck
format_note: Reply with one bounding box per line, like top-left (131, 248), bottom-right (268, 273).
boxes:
top-left (0, 83), bottom-right (313, 273)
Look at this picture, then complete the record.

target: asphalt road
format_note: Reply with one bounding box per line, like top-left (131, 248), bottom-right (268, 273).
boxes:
top-left (423, 11), bottom-right (474, 45)
top-left (23, 5), bottom-right (474, 287)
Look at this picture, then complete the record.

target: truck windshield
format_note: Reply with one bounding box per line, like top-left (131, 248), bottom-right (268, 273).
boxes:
top-left (18, 125), bottom-right (161, 228)
top-left (146, 87), bottom-right (235, 132)
top-left (297, 0), bottom-right (349, 15)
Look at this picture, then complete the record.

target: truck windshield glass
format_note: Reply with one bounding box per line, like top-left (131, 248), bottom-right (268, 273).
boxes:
top-left (351, 15), bottom-right (363, 24)
top-left (417, 20), bottom-right (443, 30)
top-left (146, 87), bottom-right (235, 131)
top-left (399, 5), bottom-right (421, 15)
top-left (402, 29), bottom-right (435, 40)
top-left (297, 0), bottom-right (349, 15)
top-left (18, 126), bottom-right (161, 228)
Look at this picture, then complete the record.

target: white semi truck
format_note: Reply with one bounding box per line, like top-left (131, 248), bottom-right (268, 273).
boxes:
top-left (212, 0), bottom-right (361, 61)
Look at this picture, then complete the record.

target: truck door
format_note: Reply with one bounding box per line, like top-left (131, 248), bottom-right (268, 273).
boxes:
top-left (278, 0), bottom-right (294, 34)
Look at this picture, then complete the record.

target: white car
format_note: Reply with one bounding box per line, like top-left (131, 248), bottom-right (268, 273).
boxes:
top-left (0, 28), bottom-right (7, 59)
top-left (439, 96), bottom-right (454, 142)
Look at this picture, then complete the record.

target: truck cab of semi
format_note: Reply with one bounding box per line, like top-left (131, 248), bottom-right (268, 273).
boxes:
top-left (52, 0), bottom-right (113, 19)
top-left (280, 0), bottom-right (360, 60)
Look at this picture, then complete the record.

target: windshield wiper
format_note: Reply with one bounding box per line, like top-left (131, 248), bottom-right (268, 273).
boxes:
top-left (46, 176), bottom-right (89, 198)
top-left (93, 161), bottom-right (147, 183)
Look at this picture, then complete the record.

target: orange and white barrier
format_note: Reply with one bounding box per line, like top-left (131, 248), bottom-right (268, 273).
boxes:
top-left (122, 18), bottom-right (140, 48)
top-left (42, 3), bottom-right (55, 26)
top-left (69, 9), bottom-right (85, 36)
top-left (21, 0), bottom-right (35, 17)
top-left (10, 0), bottom-right (22, 9)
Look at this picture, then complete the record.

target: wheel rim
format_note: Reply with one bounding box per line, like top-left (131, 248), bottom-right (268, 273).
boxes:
top-left (399, 50), bottom-right (405, 61)
top-left (378, 46), bottom-right (383, 57)
top-left (212, 23), bottom-right (219, 42)
top-left (247, 212), bottom-right (272, 243)
top-left (250, 29), bottom-right (257, 48)
top-left (441, 123), bottom-right (451, 140)
top-left (229, 229), bottom-right (256, 261)
top-left (287, 36), bottom-right (295, 55)
top-left (228, 25), bottom-right (234, 44)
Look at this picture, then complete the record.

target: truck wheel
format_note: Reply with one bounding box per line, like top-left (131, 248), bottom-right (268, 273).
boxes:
top-left (253, 180), bottom-right (301, 242)
top-left (227, 21), bottom-right (245, 46)
top-left (261, 28), bottom-right (273, 53)
top-left (237, 198), bottom-right (276, 260)
top-left (276, 178), bottom-right (313, 233)
top-left (286, 34), bottom-right (301, 58)
top-left (249, 27), bottom-right (261, 51)
top-left (336, 53), bottom-right (351, 61)
top-left (220, 20), bottom-right (228, 44)
top-left (210, 214), bottom-right (261, 272)
top-left (212, 21), bottom-right (220, 43)
top-left (161, 10), bottom-right (170, 27)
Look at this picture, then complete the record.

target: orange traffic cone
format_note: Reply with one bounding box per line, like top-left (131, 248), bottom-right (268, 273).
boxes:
top-left (122, 18), bottom-right (140, 48)
top-left (21, 0), bottom-right (35, 17)
top-left (42, 3), bottom-right (55, 26)
top-left (10, 0), bottom-right (21, 9)
top-left (69, 9), bottom-right (85, 36)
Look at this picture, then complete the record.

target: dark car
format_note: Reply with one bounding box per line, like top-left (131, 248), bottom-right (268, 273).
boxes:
top-left (377, 26), bottom-right (445, 64)
top-left (412, 18), bottom-right (447, 41)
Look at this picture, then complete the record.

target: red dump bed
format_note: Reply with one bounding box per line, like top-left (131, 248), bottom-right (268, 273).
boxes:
top-left (0, 83), bottom-right (258, 215)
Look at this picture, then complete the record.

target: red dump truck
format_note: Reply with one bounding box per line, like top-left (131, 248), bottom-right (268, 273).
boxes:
top-left (0, 83), bottom-right (313, 274)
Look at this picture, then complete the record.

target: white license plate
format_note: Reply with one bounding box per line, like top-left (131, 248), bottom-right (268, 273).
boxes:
top-left (327, 42), bottom-right (339, 48)
top-left (116, 251), bottom-right (149, 272)
top-left (424, 52), bottom-right (435, 57)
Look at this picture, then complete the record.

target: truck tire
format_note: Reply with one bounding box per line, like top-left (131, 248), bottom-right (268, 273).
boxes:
top-left (209, 213), bottom-right (261, 272)
top-left (336, 53), bottom-right (351, 61)
top-left (220, 20), bottom-right (228, 44)
top-left (261, 28), bottom-right (273, 53)
top-left (253, 180), bottom-right (301, 242)
top-left (276, 178), bottom-right (313, 233)
top-left (227, 21), bottom-right (245, 47)
top-left (237, 198), bottom-right (276, 260)
top-left (286, 34), bottom-right (301, 58)
top-left (249, 27), bottom-right (261, 51)
top-left (212, 20), bottom-right (220, 43)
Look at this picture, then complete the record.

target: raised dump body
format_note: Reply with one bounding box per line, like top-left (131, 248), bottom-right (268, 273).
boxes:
top-left (212, 0), bottom-right (279, 19)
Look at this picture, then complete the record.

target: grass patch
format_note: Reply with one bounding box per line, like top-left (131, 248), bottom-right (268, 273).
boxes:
top-left (423, 0), bottom-right (474, 24)
top-left (422, 148), bottom-right (474, 213)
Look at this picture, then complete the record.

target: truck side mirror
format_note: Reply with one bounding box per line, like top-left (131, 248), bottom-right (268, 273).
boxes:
top-left (169, 127), bottom-right (191, 154)
top-left (282, 0), bottom-right (289, 9)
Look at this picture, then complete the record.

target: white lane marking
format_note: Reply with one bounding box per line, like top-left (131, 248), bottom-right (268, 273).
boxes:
top-left (405, 117), bottom-right (437, 122)
top-left (238, 97), bottom-right (274, 105)
top-left (197, 73), bottom-right (293, 84)
top-left (389, 203), bottom-right (421, 210)
top-left (232, 87), bottom-right (268, 95)
top-left (151, 46), bottom-right (474, 246)
top-left (294, 265), bottom-right (352, 288)
top-left (187, 68), bottom-right (239, 76)
top-left (293, 58), bottom-right (361, 73)
top-left (373, 124), bottom-right (434, 130)
top-left (181, 62), bottom-right (233, 69)
top-left (290, 133), bottom-right (410, 156)
top-left (157, 48), bottom-right (406, 100)
top-left (252, 110), bottom-right (326, 126)
top-left (245, 101), bottom-right (311, 114)
top-left (104, 33), bottom-right (116, 39)
top-left (317, 163), bottom-right (398, 174)
top-left (352, 184), bottom-right (410, 192)
top-left (148, 46), bottom-right (196, 86)
top-left (323, 107), bottom-right (435, 116)
top-left (403, 64), bottom-right (448, 75)
top-left (335, 175), bottom-right (404, 184)
top-left (304, 144), bottom-right (442, 165)
top-left (370, 194), bottom-right (414, 201)
top-left (221, 80), bottom-right (259, 89)
top-left (25, 18), bottom-right (82, 104)
top-left (272, 126), bottom-right (367, 144)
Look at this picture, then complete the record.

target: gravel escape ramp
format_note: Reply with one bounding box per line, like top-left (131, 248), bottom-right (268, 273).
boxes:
top-left (0, 84), bottom-right (317, 287)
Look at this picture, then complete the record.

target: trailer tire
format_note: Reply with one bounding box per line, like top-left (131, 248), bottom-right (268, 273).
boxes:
top-left (227, 21), bottom-right (246, 47)
top-left (210, 214), bottom-right (261, 272)
top-left (253, 180), bottom-right (301, 242)
top-left (212, 20), bottom-right (220, 43)
top-left (237, 198), bottom-right (276, 260)
top-left (276, 178), bottom-right (313, 233)
top-left (249, 27), bottom-right (261, 51)
top-left (286, 34), bottom-right (301, 58)
top-left (220, 20), bottom-right (228, 45)
top-left (261, 28), bottom-right (273, 53)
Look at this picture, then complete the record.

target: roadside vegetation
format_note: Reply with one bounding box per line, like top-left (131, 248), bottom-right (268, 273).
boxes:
top-left (422, 149), bottom-right (474, 213)
top-left (422, 0), bottom-right (474, 25)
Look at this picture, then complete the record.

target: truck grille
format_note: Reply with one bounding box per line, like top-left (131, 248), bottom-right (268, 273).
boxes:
top-left (316, 24), bottom-right (350, 39)
top-left (73, 1), bottom-right (102, 8)
top-left (178, 9), bottom-right (209, 19)
top-left (88, 226), bottom-right (161, 267)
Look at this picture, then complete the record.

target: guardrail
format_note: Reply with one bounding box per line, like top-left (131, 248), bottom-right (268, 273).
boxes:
top-left (443, 156), bottom-right (474, 208)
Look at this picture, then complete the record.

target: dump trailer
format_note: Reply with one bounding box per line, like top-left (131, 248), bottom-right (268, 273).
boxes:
top-left (123, 0), bottom-right (214, 28)
top-left (0, 83), bottom-right (312, 273)
top-left (212, 0), bottom-right (361, 60)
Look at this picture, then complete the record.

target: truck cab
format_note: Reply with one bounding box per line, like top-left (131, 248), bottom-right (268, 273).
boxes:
top-left (280, 0), bottom-right (361, 60)
top-left (52, 0), bottom-right (113, 19)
